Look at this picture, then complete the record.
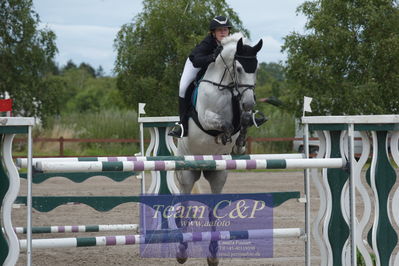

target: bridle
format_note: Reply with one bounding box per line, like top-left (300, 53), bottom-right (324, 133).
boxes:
top-left (200, 52), bottom-right (257, 102)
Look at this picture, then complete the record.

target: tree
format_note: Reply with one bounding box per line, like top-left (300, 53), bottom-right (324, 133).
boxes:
top-left (254, 62), bottom-right (287, 103)
top-left (66, 77), bottom-right (125, 113)
top-left (79, 62), bottom-right (96, 78)
top-left (62, 60), bottom-right (77, 72)
top-left (283, 0), bottom-right (399, 116)
top-left (96, 65), bottom-right (105, 77)
top-left (0, 0), bottom-right (58, 120)
top-left (114, 0), bottom-right (247, 115)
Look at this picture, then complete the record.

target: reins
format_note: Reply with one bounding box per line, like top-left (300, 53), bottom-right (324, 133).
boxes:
top-left (199, 51), bottom-right (256, 101)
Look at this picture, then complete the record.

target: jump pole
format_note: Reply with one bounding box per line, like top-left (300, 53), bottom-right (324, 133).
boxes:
top-left (16, 153), bottom-right (305, 168)
top-left (35, 158), bottom-right (346, 173)
top-left (9, 224), bottom-right (139, 234)
top-left (19, 228), bottom-right (304, 249)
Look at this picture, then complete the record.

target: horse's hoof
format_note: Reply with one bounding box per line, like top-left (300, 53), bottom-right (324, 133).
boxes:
top-left (221, 135), bottom-right (232, 145)
top-left (232, 145), bottom-right (246, 155)
top-left (176, 256), bottom-right (188, 264)
top-left (176, 243), bottom-right (188, 264)
top-left (235, 137), bottom-right (246, 148)
top-left (176, 250), bottom-right (188, 264)
top-left (207, 256), bottom-right (219, 266)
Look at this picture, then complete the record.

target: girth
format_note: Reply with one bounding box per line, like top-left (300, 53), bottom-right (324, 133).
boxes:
top-left (189, 94), bottom-right (242, 137)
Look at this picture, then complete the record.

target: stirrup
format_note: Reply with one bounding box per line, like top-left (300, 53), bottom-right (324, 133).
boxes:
top-left (168, 122), bottom-right (185, 138)
top-left (252, 110), bottom-right (268, 128)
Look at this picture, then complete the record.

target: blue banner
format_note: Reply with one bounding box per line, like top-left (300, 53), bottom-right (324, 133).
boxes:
top-left (139, 193), bottom-right (274, 258)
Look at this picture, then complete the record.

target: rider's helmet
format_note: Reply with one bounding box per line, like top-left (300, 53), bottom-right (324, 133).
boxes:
top-left (209, 16), bottom-right (232, 31)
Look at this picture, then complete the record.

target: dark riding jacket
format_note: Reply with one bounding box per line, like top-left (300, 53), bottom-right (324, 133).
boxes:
top-left (188, 34), bottom-right (219, 81)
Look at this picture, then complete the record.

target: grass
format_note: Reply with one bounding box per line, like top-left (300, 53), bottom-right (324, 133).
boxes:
top-left (15, 109), bottom-right (142, 157)
top-left (248, 104), bottom-right (296, 154)
top-left (14, 106), bottom-right (297, 157)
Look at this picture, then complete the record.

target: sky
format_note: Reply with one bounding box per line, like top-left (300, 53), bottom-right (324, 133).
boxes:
top-left (32, 0), bottom-right (307, 76)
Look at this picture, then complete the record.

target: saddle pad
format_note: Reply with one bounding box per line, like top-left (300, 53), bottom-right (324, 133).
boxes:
top-left (191, 83), bottom-right (199, 108)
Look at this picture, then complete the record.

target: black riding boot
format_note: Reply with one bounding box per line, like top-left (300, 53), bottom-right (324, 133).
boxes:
top-left (168, 97), bottom-right (189, 138)
top-left (251, 111), bottom-right (268, 127)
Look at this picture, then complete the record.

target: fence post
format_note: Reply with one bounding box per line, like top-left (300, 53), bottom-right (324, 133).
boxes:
top-left (247, 136), bottom-right (252, 154)
top-left (59, 137), bottom-right (64, 157)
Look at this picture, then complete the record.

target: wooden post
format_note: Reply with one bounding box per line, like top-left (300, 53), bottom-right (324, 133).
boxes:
top-left (59, 137), bottom-right (64, 157)
top-left (247, 136), bottom-right (252, 154)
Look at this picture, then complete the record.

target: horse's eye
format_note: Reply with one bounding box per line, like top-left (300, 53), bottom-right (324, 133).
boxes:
top-left (237, 67), bottom-right (242, 73)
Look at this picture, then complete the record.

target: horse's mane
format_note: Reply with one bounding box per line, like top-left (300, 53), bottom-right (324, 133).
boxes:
top-left (221, 32), bottom-right (247, 46)
top-left (219, 32), bottom-right (250, 61)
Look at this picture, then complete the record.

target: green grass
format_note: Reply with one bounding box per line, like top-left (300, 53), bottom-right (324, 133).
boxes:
top-left (248, 104), bottom-right (296, 153)
top-left (14, 106), bottom-right (297, 157)
top-left (15, 109), bottom-right (143, 157)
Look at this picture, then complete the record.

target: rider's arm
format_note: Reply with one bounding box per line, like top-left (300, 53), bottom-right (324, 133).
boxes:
top-left (189, 36), bottom-right (217, 68)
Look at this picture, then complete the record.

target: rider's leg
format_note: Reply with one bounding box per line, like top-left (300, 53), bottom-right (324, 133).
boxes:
top-left (250, 94), bottom-right (268, 127)
top-left (169, 58), bottom-right (200, 138)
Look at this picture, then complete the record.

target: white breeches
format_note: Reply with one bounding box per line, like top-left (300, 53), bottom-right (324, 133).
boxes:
top-left (179, 58), bottom-right (200, 98)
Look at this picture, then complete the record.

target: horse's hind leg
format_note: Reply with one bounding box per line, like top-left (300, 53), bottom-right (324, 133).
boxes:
top-left (203, 170), bottom-right (227, 266)
top-left (207, 206), bottom-right (220, 266)
top-left (176, 170), bottom-right (201, 194)
top-left (175, 170), bottom-right (201, 264)
top-left (203, 170), bottom-right (227, 194)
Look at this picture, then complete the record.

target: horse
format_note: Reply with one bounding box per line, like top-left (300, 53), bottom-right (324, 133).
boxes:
top-left (175, 33), bottom-right (263, 266)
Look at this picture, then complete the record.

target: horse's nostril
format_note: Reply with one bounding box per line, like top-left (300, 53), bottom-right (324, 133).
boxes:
top-left (242, 102), bottom-right (254, 112)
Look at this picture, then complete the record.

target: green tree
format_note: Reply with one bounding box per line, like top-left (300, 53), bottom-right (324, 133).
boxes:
top-left (79, 62), bottom-right (96, 78)
top-left (96, 65), bottom-right (105, 77)
top-left (256, 62), bottom-right (286, 98)
top-left (114, 0), bottom-right (247, 115)
top-left (51, 63), bottom-right (125, 113)
top-left (67, 77), bottom-right (125, 113)
top-left (0, 0), bottom-right (58, 120)
top-left (283, 0), bottom-right (399, 116)
top-left (62, 60), bottom-right (77, 72)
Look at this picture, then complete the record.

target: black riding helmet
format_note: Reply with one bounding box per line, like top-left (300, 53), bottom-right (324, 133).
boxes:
top-left (209, 16), bottom-right (232, 31)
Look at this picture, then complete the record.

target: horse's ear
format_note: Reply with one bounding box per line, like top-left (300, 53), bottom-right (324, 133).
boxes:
top-left (253, 39), bottom-right (263, 53)
top-left (237, 38), bottom-right (243, 52)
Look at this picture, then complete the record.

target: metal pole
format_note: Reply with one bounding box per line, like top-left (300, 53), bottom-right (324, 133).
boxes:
top-left (139, 121), bottom-right (146, 234)
top-left (348, 123), bottom-right (356, 266)
top-left (26, 126), bottom-right (33, 266)
top-left (303, 122), bottom-right (311, 266)
top-left (139, 122), bottom-right (145, 193)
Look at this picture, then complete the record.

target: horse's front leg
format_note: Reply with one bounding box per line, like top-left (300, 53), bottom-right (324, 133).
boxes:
top-left (200, 110), bottom-right (234, 145)
top-left (233, 111), bottom-right (252, 154)
top-left (218, 122), bottom-right (234, 145)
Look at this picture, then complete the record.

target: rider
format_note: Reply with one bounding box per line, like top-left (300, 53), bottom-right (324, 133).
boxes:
top-left (169, 16), bottom-right (267, 138)
top-left (168, 15), bottom-right (231, 138)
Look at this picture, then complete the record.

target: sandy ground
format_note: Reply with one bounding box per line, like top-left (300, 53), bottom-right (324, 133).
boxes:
top-left (11, 170), bottom-right (327, 266)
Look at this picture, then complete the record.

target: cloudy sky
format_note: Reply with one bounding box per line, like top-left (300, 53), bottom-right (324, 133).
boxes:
top-left (32, 0), bottom-right (307, 76)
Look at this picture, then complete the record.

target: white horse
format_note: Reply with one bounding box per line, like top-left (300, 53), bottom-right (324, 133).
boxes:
top-left (175, 33), bottom-right (263, 265)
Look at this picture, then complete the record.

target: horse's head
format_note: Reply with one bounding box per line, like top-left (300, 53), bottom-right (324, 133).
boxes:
top-left (216, 34), bottom-right (263, 112)
top-left (234, 37), bottom-right (263, 112)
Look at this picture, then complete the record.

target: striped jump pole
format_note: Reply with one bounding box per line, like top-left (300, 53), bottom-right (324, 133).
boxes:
top-left (19, 228), bottom-right (303, 249)
top-left (16, 153), bottom-right (305, 168)
top-left (35, 158), bottom-right (347, 173)
top-left (10, 224), bottom-right (139, 234)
